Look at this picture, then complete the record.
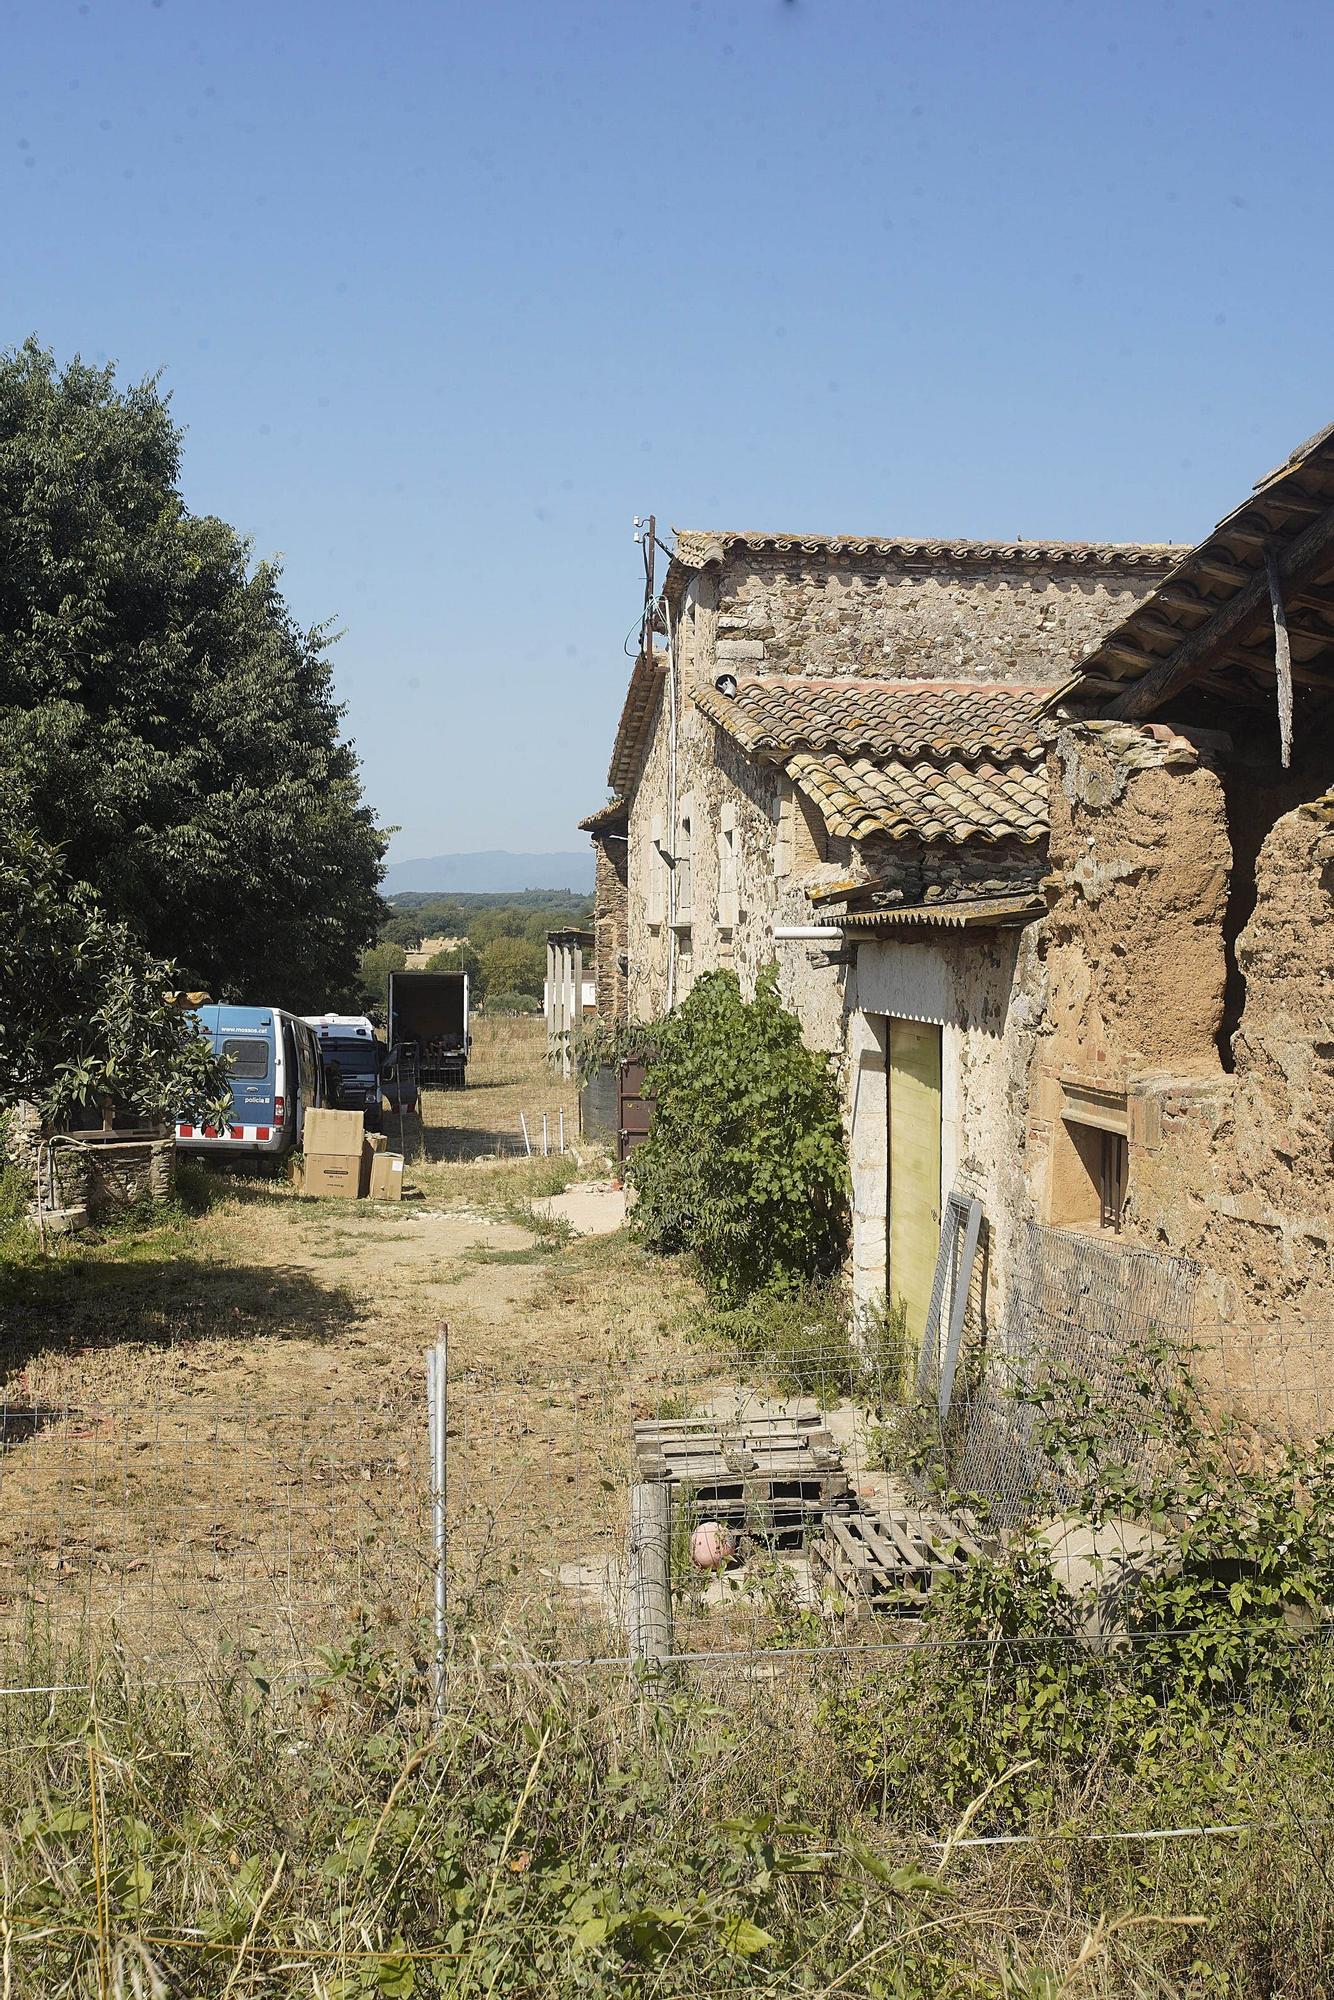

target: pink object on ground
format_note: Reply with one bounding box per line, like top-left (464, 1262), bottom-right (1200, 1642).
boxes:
top-left (689, 1521), bottom-right (737, 1571)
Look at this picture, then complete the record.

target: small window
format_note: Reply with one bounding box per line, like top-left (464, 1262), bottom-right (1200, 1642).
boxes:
top-left (222, 1037), bottom-right (269, 1080)
top-left (674, 794), bottom-right (694, 923)
top-left (717, 803), bottom-right (738, 930)
top-left (1050, 1087), bottom-right (1131, 1236)
top-left (648, 814), bottom-right (666, 926)
top-left (1099, 1130), bottom-right (1127, 1233)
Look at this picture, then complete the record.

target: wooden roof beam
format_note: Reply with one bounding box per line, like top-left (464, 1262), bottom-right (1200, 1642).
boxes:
top-left (1108, 499), bottom-right (1334, 720)
top-left (1101, 639), bottom-right (1164, 672)
top-left (1156, 583), bottom-right (1222, 612)
top-left (1218, 648), bottom-right (1334, 689)
top-left (1249, 490), bottom-right (1330, 521)
top-left (1283, 588), bottom-right (1334, 617)
top-left (1287, 622), bottom-right (1334, 657)
top-left (1189, 555), bottom-right (1253, 589)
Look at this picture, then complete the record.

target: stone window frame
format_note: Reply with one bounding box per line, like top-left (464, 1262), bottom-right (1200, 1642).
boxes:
top-left (716, 800), bottom-right (738, 931)
top-left (673, 791), bottom-right (695, 929)
top-left (647, 813), bottom-right (667, 928)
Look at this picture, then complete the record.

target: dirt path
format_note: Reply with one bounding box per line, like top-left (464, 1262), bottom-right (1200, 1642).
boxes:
top-left (0, 1020), bottom-right (711, 1665)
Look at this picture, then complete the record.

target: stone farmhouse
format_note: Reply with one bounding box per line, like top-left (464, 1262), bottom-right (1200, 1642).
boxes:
top-left (583, 531), bottom-right (1182, 1331)
top-left (584, 438), bottom-right (1333, 1382)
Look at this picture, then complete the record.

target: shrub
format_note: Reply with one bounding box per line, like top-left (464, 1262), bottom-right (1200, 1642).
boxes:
top-left (486, 989), bottom-right (541, 1015)
top-left (628, 968), bottom-right (849, 1304)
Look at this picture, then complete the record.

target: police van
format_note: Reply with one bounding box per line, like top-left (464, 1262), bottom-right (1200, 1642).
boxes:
top-left (302, 1013), bottom-right (384, 1132)
top-left (176, 1005), bottom-right (323, 1160)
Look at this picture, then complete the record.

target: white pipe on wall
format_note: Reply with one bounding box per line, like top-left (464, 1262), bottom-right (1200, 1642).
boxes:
top-left (771, 925), bottom-right (847, 941)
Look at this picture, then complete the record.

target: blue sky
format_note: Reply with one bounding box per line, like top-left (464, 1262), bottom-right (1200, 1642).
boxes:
top-left (5, 0), bottom-right (1332, 861)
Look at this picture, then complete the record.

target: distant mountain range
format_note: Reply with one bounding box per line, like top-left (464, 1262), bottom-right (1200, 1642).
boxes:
top-left (382, 849), bottom-right (595, 894)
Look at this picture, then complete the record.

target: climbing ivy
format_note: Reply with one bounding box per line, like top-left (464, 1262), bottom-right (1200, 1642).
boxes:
top-left (627, 967), bottom-right (849, 1304)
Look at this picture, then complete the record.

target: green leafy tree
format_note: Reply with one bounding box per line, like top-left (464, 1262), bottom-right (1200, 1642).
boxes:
top-left (478, 934), bottom-right (545, 1002)
top-left (628, 968), bottom-right (850, 1303)
top-left (426, 941), bottom-right (481, 981)
top-left (0, 340), bottom-right (386, 1012)
top-left (357, 940), bottom-right (406, 1022)
top-left (0, 787), bottom-right (229, 1126)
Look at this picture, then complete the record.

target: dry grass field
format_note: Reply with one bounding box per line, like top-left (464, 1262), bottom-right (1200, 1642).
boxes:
top-left (0, 1019), bottom-right (721, 1670)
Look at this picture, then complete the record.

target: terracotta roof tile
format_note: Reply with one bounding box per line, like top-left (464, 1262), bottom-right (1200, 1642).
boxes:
top-left (607, 654), bottom-right (666, 794)
top-left (578, 797), bottom-right (629, 834)
top-left (695, 674), bottom-right (1050, 848)
top-left (786, 751), bottom-right (1047, 847)
top-left (694, 674), bottom-right (1047, 759)
top-left (672, 531), bottom-right (1184, 573)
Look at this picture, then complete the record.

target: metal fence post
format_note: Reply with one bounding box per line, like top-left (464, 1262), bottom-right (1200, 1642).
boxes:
top-left (519, 1112), bottom-right (531, 1157)
top-left (426, 1329), bottom-right (448, 1717)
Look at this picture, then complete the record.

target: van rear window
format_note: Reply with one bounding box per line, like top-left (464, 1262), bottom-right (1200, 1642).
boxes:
top-left (222, 1038), bottom-right (269, 1080)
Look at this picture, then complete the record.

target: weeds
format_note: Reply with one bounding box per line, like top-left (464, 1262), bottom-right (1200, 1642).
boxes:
top-left (696, 1281), bottom-right (911, 1405)
top-left (506, 1197), bottom-right (577, 1247)
top-left (0, 1623), bottom-right (1328, 1997)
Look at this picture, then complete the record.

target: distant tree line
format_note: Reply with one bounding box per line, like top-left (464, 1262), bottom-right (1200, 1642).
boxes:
top-left (359, 891), bottom-right (594, 1016)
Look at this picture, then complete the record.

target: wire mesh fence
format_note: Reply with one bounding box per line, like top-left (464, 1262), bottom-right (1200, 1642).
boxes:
top-left (0, 1309), bottom-right (1330, 1690)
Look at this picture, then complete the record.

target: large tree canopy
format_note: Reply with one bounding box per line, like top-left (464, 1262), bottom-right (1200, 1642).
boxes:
top-left (0, 783), bottom-right (229, 1127)
top-left (0, 340), bottom-right (386, 1012)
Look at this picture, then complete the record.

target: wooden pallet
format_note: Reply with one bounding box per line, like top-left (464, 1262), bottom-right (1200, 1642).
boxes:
top-left (812, 1509), bottom-right (983, 1617)
top-left (632, 1414), bottom-right (850, 1542)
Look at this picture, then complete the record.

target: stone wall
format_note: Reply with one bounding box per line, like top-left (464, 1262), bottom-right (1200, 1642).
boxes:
top-left (625, 617), bottom-right (849, 1050)
top-left (1035, 722), bottom-right (1232, 1087)
top-left (590, 836), bottom-right (629, 1022)
top-left (705, 548), bottom-right (1171, 687)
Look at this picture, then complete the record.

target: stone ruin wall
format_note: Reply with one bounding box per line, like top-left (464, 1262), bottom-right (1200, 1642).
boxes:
top-left (1222, 806), bottom-right (1333, 1341)
top-left (1031, 723), bottom-right (1334, 1432)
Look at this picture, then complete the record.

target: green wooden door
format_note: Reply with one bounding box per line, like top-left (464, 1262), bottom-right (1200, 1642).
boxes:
top-left (888, 1018), bottom-right (942, 1341)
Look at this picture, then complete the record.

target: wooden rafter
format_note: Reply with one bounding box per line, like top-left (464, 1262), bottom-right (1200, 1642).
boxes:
top-left (1107, 499), bottom-right (1334, 720)
top-left (1190, 555), bottom-right (1253, 589)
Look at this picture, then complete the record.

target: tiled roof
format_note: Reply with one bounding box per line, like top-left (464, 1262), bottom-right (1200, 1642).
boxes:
top-left (786, 750), bottom-right (1048, 846)
top-left (695, 675), bottom-right (1050, 847)
top-left (671, 530), bottom-right (1184, 574)
top-left (840, 892), bottom-right (1045, 930)
top-left (1057, 420), bottom-right (1334, 721)
top-left (578, 797), bottom-right (628, 834)
top-left (693, 675), bottom-right (1045, 759)
top-left (607, 653), bottom-right (666, 794)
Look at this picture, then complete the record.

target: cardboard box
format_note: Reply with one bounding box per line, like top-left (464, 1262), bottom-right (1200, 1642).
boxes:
top-left (302, 1107), bottom-right (364, 1158)
top-left (356, 1130), bottom-right (386, 1195)
top-left (301, 1152), bottom-right (363, 1199)
top-left (367, 1151), bottom-right (405, 1202)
